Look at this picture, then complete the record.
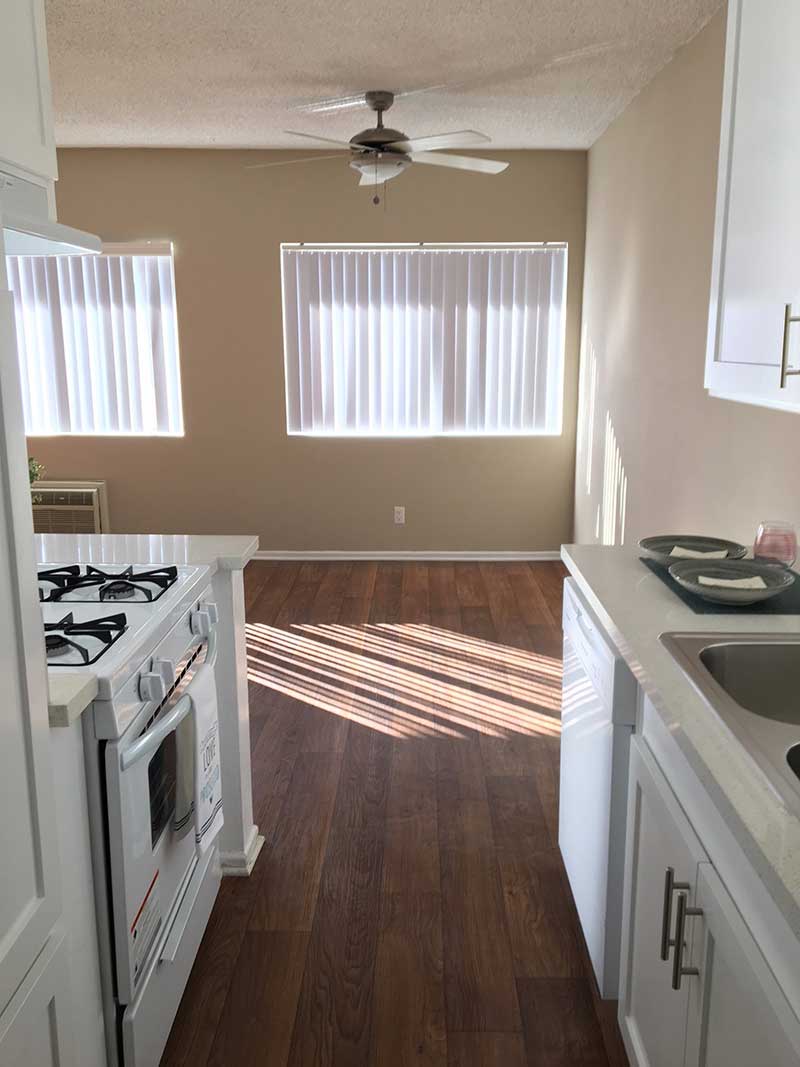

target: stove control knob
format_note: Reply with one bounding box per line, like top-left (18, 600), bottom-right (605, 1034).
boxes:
top-left (191, 609), bottom-right (211, 638)
top-left (139, 671), bottom-right (167, 704)
top-left (205, 603), bottom-right (219, 625)
top-left (153, 658), bottom-right (175, 686)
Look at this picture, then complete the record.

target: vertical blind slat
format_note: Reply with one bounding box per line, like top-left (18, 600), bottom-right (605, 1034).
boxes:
top-left (7, 252), bottom-right (183, 436)
top-left (281, 245), bottom-right (567, 435)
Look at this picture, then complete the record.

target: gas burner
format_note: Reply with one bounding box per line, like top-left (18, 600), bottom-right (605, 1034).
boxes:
top-left (45, 632), bottom-right (71, 657)
top-left (102, 580), bottom-right (137, 601)
top-left (38, 564), bottom-right (179, 604)
top-left (43, 611), bottom-right (128, 666)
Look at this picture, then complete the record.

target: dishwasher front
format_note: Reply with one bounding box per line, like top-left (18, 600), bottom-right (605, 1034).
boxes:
top-left (559, 577), bottom-right (637, 998)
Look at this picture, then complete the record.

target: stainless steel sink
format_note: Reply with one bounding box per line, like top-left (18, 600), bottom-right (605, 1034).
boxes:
top-left (661, 633), bottom-right (800, 813)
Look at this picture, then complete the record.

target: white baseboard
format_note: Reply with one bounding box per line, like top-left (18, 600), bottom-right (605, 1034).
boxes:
top-left (252, 549), bottom-right (561, 562)
top-left (219, 831), bottom-right (265, 877)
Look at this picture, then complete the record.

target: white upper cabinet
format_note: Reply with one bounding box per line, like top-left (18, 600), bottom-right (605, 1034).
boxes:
top-left (705, 0), bottom-right (800, 411)
top-left (0, 0), bottom-right (58, 180)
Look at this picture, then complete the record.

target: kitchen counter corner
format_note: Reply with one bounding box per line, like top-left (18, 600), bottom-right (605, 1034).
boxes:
top-left (48, 671), bottom-right (99, 727)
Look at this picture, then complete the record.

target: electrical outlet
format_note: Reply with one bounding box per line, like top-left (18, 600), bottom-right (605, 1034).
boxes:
top-left (394, 505), bottom-right (406, 525)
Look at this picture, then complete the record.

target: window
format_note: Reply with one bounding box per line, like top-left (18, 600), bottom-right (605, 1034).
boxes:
top-left (281, 243), bottom-right (567, 437)
top-left (7, 242), bottom-right (183, 436)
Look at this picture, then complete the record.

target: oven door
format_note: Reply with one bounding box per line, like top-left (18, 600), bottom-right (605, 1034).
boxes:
top-left (105, 641), bottom-right (217, 1004)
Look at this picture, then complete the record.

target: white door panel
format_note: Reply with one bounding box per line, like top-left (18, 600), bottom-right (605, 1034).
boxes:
top-left (0, 934), bottom-right (74, 1066)
top-left (0, 284), bottom-right (62, 1016)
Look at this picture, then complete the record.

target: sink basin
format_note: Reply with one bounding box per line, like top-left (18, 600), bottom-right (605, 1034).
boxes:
top-left (661, 633), bottom-right (800, 813)
top-left (698, 642), bottom-right (800, 726)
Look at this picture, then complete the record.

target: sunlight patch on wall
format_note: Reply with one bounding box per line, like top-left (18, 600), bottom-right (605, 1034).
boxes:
top-left (579, 334), bottom-right (599, 495)
top-left (601, 411), bottom-right (628, 546)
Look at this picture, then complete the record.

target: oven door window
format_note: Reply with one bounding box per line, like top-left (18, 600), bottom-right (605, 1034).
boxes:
top-left (148, 730), bottom-right (177, 848)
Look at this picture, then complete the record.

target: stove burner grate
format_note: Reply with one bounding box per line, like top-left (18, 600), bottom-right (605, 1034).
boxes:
top-left (43, 611), bottom-right (128, 665)
top-left (38, 564), bottom-right (179, 603)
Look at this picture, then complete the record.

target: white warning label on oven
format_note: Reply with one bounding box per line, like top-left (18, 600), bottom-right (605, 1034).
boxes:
top-left (131, 871), bottom-right (162, 987)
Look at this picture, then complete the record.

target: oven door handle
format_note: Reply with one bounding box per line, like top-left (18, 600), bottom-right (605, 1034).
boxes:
top-left (121, 693), bottom-right (193, 771)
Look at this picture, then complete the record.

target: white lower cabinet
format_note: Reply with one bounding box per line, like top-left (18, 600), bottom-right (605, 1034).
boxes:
top-left (619, 736), bottom-right (708, 1067)
top-left (0, 933), bottom-right (74, 1066)
top-left (620, 735), bottom-right (800, 1067)
top-left (685, 864), bottom-right (800, 1067)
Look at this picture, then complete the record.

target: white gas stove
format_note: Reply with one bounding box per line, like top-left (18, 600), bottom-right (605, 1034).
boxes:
top-left (40, 560), bottom-right (223, 1067)
top-left (40, 561), bottom-right (214, 737)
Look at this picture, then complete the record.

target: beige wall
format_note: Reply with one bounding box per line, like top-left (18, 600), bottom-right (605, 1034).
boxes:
top-left (31, 149), bottom-right (586, 552)
top-left (575, 7), bottom-right (800, 550)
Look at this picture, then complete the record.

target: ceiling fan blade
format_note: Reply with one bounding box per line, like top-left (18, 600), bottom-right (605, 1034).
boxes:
top-left (245, 153), bottom-right (346, 170)
top-left (291, 84), bottom-right (449, 115)
top-left (283, 130), bottom-right (355, 149)
top-left (387, 130), bottom-right (491, 153)
top-left (409, 152), bottom-right (509, 174)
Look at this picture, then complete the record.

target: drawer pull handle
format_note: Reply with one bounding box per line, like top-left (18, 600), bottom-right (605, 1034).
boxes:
top-left (671, 892), bottom-right (702, 991)
top-left (660, 867), bottom-right (690, 961)
top-left (780, 304), bottom-right (800, 388)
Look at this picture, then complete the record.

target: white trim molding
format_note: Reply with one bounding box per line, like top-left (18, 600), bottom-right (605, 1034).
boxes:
top-left (253, 550), bottom-right (561, 562)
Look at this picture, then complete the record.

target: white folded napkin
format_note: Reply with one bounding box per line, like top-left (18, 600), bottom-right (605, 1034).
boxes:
top-left (669, 545), bottom-right (729, 559)
top-left (697, 575), bottom-right (767, 590)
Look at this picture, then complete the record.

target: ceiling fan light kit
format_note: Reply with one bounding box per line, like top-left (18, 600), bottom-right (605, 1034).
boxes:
top-left (249, 89), bottom-right (510, 196)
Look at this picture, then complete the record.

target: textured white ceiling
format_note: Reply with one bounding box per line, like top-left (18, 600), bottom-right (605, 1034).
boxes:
top-left (45, 0), bottom-right (722, 150)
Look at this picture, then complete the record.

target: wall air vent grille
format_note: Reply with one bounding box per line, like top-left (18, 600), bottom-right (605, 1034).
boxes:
top-left (31, 480), bottom-right (110, 534)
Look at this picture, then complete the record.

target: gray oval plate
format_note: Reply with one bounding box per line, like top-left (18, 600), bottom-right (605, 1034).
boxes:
top-left (639, 534), bottom-right (747, 568)
top-left (668, 559), bottom-right (795, 605)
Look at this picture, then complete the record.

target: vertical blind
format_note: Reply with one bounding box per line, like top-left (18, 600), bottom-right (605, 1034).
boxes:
top-left (7, 249), bottom-right (183, 435)
top-left (281, 244), bottom-right (568, 436)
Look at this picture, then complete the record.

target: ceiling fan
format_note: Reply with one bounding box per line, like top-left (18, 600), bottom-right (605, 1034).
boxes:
top-left (247, 90), bottom-right (509, 188)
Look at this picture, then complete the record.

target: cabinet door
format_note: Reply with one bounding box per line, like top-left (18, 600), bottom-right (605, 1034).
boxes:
top-left (0, 934), bottom-right (74, 1066)
top-left (618, 737), bottom-right (708, 1067)
top-left (0, 282), bottom-right (62, 1015)
top-left (683, 864), bottom-right (800, 1067)
top-left (0, 0), bottom-right (58, 180)
top-left (705, 0), bottom-right (800, 411)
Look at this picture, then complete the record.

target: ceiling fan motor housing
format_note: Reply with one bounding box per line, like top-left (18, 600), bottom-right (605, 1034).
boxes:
top-left (350, 90), bottom-right (410, 183)
top-left (349, 152), bottom-right (410, 184)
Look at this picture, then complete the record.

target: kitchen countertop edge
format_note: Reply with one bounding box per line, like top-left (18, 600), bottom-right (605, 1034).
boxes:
top-left (48, 672), bottom-right (99, 728)
top-left (35, 533), bottom-right (260, 571)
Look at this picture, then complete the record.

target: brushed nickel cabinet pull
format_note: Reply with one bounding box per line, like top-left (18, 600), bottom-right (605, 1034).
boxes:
top-left (671, 892), bottom-right (702, 991)
top-left (660, 867), bottom-right (690, 961)
top-left (780, 304), bottom-right (800, 388)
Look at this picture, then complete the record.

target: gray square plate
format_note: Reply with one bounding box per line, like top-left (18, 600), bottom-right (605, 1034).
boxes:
top-left (638, 534), bottom-right (747, 568)
top-left (668, 559), bottom-right (795, 605)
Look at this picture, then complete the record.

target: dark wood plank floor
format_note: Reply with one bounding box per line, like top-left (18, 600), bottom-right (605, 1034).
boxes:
top-left (162, 562), bottom-right (628, 1067)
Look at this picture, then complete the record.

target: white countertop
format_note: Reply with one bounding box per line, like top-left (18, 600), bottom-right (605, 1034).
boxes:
top-left (562, 543), bottom-right (800, 930)
top-left (35, 533), bottom-right (259, 572)
top-left (38, 533), bottom-right (259, 725)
